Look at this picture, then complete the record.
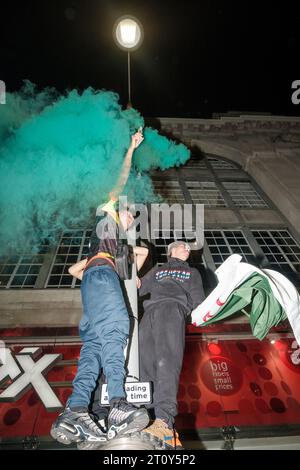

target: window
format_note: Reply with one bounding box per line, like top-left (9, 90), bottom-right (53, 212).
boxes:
top-left (0, 240), bottom-right (50, 289)
top-left (46, 230), bottom-right (91, 288)
top-left (185, 156), bottom-right (207, 169)
top-left (186, 181), bottom-right (227, 207)
top-left (207, 157), bottom-right (238, 170)
top-left (223, 182), bottom-right (268, 208)
top-left (205, 230), bottom-right (255, 266)
top-left (252, 230), bottom-right (300, 287)
top-left (153, 180), bottom-right (185, 204)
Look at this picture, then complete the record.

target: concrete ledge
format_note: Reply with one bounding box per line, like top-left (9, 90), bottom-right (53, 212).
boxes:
top-left (0, 289), bottom-right (82, 327)
top-left (0, 289), bottom-right (81, 303)
top-left (205, 209), bottom-right (239, 224)
top-left (240, 209), bottom-right (284, 225)
top-left (0, 309), bottom-right (82, 327)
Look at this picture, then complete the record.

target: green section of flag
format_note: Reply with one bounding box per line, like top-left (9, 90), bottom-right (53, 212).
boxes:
top-left (202, 273), bottom-right (287, 340)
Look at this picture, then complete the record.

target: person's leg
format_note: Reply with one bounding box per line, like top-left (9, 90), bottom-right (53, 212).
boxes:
top-left (152, 303), bottom-right (186, 427)
top-left (142, 302), bottom-right (185, 449)
top-left (77, 374), bottom-right (109, 451)
top-left (51, 331), bottom-right (107, 446)
top-left (89, 373), bottom-right (108, 424)
top-left (139, 309), bottom-right (156, 384)
top-left (93, 267), bottom-right (129, 400)
top-left (67, 336), bottom-right (102, 409)
top-left (139, 309), bottom-right (156, 419)
top-left (91, 266), bottom-right (149, 439)
top-left (51, 269), bottom-right (108, 445)
top-left (66, 266), bottom-right (109, 408)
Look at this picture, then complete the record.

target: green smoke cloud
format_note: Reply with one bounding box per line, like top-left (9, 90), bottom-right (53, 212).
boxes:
top-left (0, 83), bottom-right (190, 255)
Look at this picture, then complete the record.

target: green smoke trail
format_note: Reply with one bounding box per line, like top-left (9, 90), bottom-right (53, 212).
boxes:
top-left (0, 83), bottom-right (190, 255)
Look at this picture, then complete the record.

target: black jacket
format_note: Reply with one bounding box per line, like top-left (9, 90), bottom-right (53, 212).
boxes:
top-left (139, 257), bottom-right (205, 314)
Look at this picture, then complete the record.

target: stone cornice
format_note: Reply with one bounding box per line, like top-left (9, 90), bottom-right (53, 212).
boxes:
top-left (157, 115), bottom-right (300, 136)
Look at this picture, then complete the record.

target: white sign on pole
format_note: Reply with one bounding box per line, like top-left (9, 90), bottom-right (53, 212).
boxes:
top-left (100, 382), bottom-right (152, 405)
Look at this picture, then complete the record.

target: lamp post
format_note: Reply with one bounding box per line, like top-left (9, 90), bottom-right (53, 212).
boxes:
top-left (113, 15), bottom-right (144, 107)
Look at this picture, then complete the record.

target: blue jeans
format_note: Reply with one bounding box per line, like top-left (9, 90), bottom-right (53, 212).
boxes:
top-left (67, 265), bottom-right (129, 409)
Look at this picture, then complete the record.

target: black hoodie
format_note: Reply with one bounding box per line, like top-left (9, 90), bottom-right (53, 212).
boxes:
top-left (139, 257), bottom-right (205, 314)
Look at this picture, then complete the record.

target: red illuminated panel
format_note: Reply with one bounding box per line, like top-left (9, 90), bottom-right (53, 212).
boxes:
top-left (1, 328), bottom-right (300, 439)
top-left (33, 388), bottom-right (73, 436)
top-left (176, 337), bottom-right (300, 429)
top-left (0, 387), bottom-right (72, 439)
top-left (46, 365), bottom-right (77, 383)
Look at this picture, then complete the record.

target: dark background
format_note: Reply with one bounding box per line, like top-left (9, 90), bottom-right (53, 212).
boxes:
top-left (1, 0), bottom-right (300, 117)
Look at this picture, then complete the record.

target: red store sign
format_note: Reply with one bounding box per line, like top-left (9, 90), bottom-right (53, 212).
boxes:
top-left (1, 329), bottom-right (300, 439)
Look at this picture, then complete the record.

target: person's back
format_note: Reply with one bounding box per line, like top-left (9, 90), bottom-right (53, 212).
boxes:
top-left (140, 256), bottom-right (203, 314)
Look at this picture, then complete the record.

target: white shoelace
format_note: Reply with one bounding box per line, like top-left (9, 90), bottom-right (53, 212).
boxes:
top-left (109, 407), bottom-right (130, 424)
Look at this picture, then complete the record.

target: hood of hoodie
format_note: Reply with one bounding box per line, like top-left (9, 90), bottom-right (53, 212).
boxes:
top-left (165, 257), bottom-right (190, 267)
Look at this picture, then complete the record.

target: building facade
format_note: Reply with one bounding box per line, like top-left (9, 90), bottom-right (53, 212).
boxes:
top-left (1, 114), bottom-right (300, 449)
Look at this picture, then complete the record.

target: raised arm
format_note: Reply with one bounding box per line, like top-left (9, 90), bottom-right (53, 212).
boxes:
top-left (109, 130), bottom-right (144, 202)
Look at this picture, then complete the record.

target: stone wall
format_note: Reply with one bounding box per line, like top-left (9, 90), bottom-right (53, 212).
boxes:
top-left (158, 115), bottom-right (300, 235)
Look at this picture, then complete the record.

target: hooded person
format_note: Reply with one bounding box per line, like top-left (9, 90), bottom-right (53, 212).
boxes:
top-left (138, 240), bottom-right (205, 449)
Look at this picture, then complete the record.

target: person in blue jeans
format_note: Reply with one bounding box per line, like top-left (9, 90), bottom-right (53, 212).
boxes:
top-left (51, 130), bottom-right (149, 447)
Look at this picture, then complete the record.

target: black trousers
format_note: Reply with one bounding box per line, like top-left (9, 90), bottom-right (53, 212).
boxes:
top-left (139, 301), bottom-right (186, 428)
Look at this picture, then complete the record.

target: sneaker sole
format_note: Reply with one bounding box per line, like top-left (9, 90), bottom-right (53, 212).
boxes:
top-left (77, 437), bottom-right (107, 451)
top-left (50, 426), bottom-right (73, 445)
top-left (136, 431), bottom-right (184, 451)
top-left (108, 409), bottom-right (149, 440)
top-left (131, 430), bottom-right (163, 449)
top-left (51, 422), bottom-right (90, 445)
top-left (165, 443), bottom-right (184, 450)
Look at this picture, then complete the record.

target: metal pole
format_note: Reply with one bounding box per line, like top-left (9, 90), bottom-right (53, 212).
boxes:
top-left (0, 80), bottom-right (6, 105)
top-left (124, 262), bottom-right (139, 382)
top-left (127, 51), bottom-right (132, 106)
top-left (124, 226), bottom-right (139, 382)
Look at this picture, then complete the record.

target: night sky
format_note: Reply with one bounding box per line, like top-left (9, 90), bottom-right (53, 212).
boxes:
top-left (1, 0), bottom-right (300, 118)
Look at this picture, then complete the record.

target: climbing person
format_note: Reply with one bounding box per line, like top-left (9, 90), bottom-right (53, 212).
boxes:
top-left (138, 241), bottom-right (205, 449)
top-left (51, 130), bottom-right (150, 446)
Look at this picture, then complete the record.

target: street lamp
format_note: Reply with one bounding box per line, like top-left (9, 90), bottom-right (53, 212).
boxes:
top-left (113, 15), bottom-right (144, 107)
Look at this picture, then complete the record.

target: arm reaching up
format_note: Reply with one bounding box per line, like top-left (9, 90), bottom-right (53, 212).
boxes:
top-left (109, 130), bottom-right (144, 202)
